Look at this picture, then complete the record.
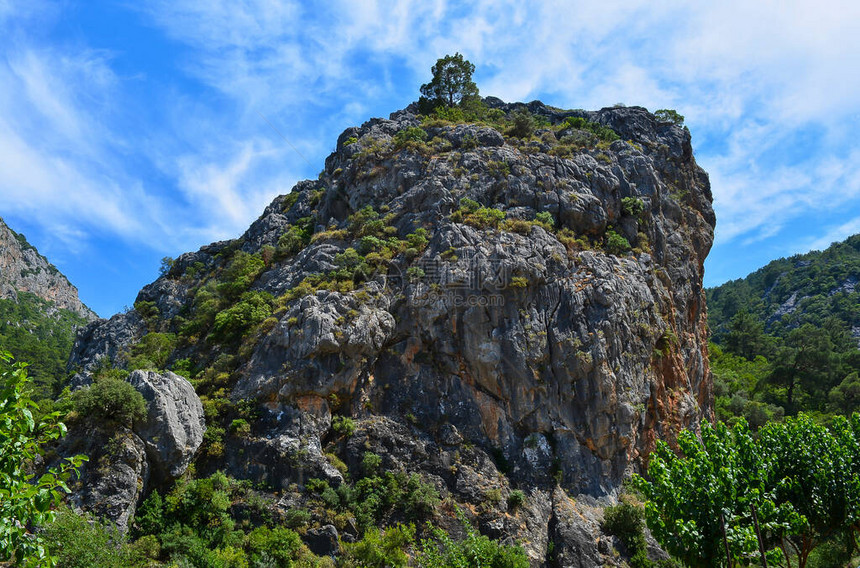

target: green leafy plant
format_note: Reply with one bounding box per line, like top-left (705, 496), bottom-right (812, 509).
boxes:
top-left (561, 116), bottom-right (620, 142)
top-left (509, 108), bottom-right (537, 138)
top-left (602, 495), bottom-right (650, 567)
top-left (605, 230), bottom-right (631, 255)
top-left (72, 376), bottom-right (147, 427)
top-left (634, 415), bottom-right (860, 568)
top-left (393, 127), bottom-right (428, 150)
top-left (416, 508), bottom-right (529, 568)
top-left (332, 415), bottom-right (356, 437)
top-left (621, 197), bottom-right (645, 217)
top-left (0, 351), bottom-right (87, 566)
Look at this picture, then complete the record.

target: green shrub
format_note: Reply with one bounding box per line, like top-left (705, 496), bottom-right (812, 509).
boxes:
top-left (406, 228), bottom-right (429, 249)
top-left (393, 127), bottom-right (428, 149)
top-left (450, 197), bottom-right (507, 229)
top-left (230, 418), bottom-right (251, 436)
top-left (602, 498), bottom-right (647, 558)
top-left (507, 489), bottom-right (526, 510)
top-left (332, 415), bottom-right (356, 437)
top-left (283, 508), bottom-right (312, 529)
top-left (621, 197), bottom-right (645, 217)
top-left (162, 472), bottom-right (236, 548)
top-left (133, 490), bottom-right (165, 537)
top-left (211, 291), bottom-right (273, 341)
top-left (125, 332), bottom-right (176, 370)
top-left (458, 197), bottom-right (480, 213)
top-left (350, 472), bottom-right (440, 528)
top-left (342, 524), bottom-right (415, 568)
top-left (247, 525), bottom-right (306, 567)
top-left (561, 116), bottom-right (620, 142)
top-left (416, 508), bottom-right (529, 568)
top-left (133, 299), bottom-right (160, 322)
top-left (43, 509), bottom-right (146, 568)
top-left (218, 251), bottom-right (265, 300)
top-left (605, 230), bottom-right (631, 255)
top-left (500, 218), bottom-right (533, 235)
top-left (72, 377), bottom-right (147, 427)
top-left (344, 136), bottom-right (358, 146)
top-left (487, 160), bottom-right (510, 179)
top-left (464, 207), bottom-right (505, 229)
top-left (534, 211), bottom-right (554, 228)
top-left (509, 108), bottom-right (536, 138)
top-left (362, 451), bottom-right (382, 475)
top-left (406, 266), bottom-right (426, 282)
top-left (278, 219), bottom-right (314, 257)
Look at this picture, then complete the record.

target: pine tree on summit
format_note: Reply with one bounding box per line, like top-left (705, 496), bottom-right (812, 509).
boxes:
top-left (419, 52), bottom-right (479, 108)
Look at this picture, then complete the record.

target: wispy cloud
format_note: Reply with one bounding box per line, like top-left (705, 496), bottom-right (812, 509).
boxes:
top-left (3, 0), bottom-right (860, 314)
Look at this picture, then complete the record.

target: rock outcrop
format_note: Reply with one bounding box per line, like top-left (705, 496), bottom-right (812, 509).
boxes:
top-left (67, 98), bottom-right (714, 564)
top-left (128, 370), bottom-right (206, 482)
top-left (58, 370), bottom-right (205, 531)
top-left (0, 217), bottom-right (96, 320)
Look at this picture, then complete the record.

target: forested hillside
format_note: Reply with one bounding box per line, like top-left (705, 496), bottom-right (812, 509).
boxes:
top-left (0, 292), bottom-right (89, 397)
top-left (0, 219), bottom-right (95, 398)
top-left (706, 234), bottom-right (860, 425)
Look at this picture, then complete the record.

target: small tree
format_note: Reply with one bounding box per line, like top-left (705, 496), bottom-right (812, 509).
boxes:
top-left (654, 109), bottom-right (685, 126)
top-left (0, 350), bottom-right (87, 566)
top-left (419, 53), bottom-right (479, 108)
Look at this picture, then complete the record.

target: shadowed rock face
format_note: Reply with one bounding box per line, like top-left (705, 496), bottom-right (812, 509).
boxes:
top-left (68, 99), bottom-right (714, 564)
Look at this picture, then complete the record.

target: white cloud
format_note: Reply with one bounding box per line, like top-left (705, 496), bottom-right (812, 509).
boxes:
top-left (173, 139), bottom-right (297, 241)
top-left (3, 0), bottom-right (860, 297)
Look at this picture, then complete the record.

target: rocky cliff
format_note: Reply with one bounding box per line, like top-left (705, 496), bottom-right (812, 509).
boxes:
top-left (0, 217), bottom-right (96, 321)
top-left (66, 99), bottom-right (714, 565)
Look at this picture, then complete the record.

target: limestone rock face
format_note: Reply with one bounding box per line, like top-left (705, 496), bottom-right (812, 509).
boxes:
top-left (57, 426), bottom-right (149, 534)
top-left (128, 370), bottom-right (206, 481)
top-left (56, 370), bottom-right (204, 532)
top-left (68, 98), bottom-right (715, 564)
top-left (0, 217), bottom-right (96, 320)
top-left (68, 310), bottom-right (147, 384)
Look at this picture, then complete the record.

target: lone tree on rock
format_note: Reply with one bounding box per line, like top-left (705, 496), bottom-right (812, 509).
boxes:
top-left (420, 52), bottom-right (479, 108)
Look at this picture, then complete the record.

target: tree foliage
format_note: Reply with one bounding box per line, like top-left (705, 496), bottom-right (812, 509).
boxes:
top-left (71, 376), bottom-right (147, 428)
top-left (419, 53), bottom-right (479, 108)
top-left (634, 414), bottom-right (860, 568)
top-left (0, 351), bottom-right (87, 566)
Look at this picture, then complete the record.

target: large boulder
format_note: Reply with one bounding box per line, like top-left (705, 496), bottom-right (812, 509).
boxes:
top-left (129, 370), bottom-right (206, 482)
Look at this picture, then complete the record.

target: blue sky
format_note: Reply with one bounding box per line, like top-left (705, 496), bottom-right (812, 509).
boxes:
top-left (2, 1), bottom-right (860, 317)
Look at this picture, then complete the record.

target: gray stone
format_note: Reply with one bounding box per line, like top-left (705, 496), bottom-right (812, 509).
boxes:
top-left (306, 524), bottom-right (339, 557)
top-left (128, 370), bottom-right (206, 481)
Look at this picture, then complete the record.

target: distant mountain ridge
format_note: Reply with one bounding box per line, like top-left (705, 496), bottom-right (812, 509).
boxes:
top-left (0, 217), bottom-right (96, 321)
top-left (707, 234), bottom-right (860, 343)
top-left (0, 217), bottom-right (96, 395)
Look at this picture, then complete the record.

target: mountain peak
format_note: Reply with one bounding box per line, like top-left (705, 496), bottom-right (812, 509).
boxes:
top-left (0, 217), bottom-right (96, 321)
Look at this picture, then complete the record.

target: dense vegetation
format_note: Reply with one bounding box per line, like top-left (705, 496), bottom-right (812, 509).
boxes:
top-left (0, 350), bottom-right (86, 566)
top-left (708, 235), bottom-right (860, 339)
top-left (634, 414), bottom-right (860, 568)
top-left (2, 348), bottom-right (529, 567)
top-left (629, 233), bottom-right (860, 567)
top-left (706, 234), bottom-right (860, 423)
top-left (0, 292), bottom-right (89, 398)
